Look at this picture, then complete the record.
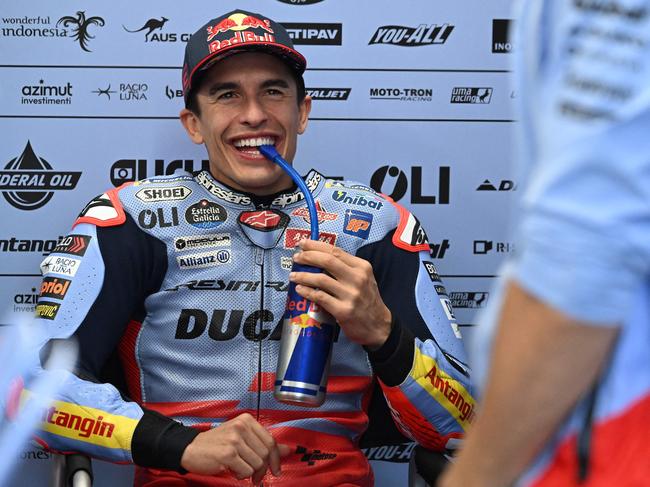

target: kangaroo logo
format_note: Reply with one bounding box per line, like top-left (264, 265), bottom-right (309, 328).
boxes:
top-left (123, 17), bottom-right (169, 41)
top-left (57, 11), bottom-right (105, 52)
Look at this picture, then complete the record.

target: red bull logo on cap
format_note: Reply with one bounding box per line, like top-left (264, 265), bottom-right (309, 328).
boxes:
top-left (206, 12), bottom-right (275, 52)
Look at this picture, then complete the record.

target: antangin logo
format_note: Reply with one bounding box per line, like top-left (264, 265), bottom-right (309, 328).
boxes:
top-left (1, 141), bottom-right (81, 211)
top-left (0, 236), bottom-right (62, 255)
top-left (369, 24), bottom-right (454, 46)
top-left (282, 22), bottom-right (342, 45)
top-left (21, 80), bottom-right (73, 105)
top-left (42, 406), bottom-right (115, 438)
top-left (305, 88), bottom-right (351, 100)
top-left (370, 88), bottom-right (432, 102)
top-left (450, 87), bottom-right (492, 104)
top-left (425, 365), bottom-right (475, 423)
top-left (57, 11), bottom-right (105, 52)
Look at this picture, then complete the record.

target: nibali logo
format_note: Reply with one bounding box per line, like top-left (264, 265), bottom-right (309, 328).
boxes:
top-left (0, 141), bottom-right (81, 210)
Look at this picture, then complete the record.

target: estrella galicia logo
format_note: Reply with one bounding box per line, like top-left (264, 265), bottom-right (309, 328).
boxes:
top-left (343, 209), bottom-right (373, 239)
top-left (492, 19), bottom-right (513, 53)
top-left (123, 17), bottom-right (169, 41)
top-left (369, 24), bottom-right (454, 46)
top-left (450, 87), bottom-right (493, 104)
top-left (185, 200), bottom-right (227, 229)
top-left (56, 11), bottom-right (105, 52)
top-left (0, 141), bottom-right (81, 211)
top-left (281, 22), bottom-right (342, 45)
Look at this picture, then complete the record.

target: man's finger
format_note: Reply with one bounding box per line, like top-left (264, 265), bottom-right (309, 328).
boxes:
top-left (289, 270), bottom-right (345, 298)
top-left (298, 239), bottom-right (359, 267)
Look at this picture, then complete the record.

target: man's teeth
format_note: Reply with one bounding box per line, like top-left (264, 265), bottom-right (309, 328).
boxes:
top-left (234, 137), bottom-right (276, 148)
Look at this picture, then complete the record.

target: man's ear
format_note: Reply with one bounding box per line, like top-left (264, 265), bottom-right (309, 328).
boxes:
top-left (297, 95), bottom-right (312, 135)
top-left (179, 108), bottom-right (204, 144)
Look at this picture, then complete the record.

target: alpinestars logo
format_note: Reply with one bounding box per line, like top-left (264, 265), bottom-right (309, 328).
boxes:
top-left (57, 11), bottom-right (105, 52)
top-left (1, 141), bottom-right (81, 211)
top-left (369, 24), bottom-right (454, 46)
top-left (296, 446), bottom-right (337, 466)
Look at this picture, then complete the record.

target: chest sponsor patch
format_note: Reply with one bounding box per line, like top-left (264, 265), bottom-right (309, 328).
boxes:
top-left (176, 249), bottom-right (231, 269)
top-left (40, 276), bottom-right (72, 300)
top-left (40, 255), bottom-right (81, 277)
top-left (185, 200), bottom-right (227, 229)
top-left (284, 228), bottom-right (337, 248)
top-left (343, 209), bottom-right (373, 239)
top-left (35, 301), bottom-right (61, 320)
top-left (238, 209), bottom-right (289, 231)
top-left (52, 234), bottom-right (91, 257)
top-left (174, 233), bottom-right (231, 252)
top-left (135, 185), bottom-right (192, 202)
top-left (423, 261), bottom-right (441, 282)
top-left (291, 201), bottom-right (338, 225)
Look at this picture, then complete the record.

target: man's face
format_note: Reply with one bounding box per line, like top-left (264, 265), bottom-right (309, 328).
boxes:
top-left (180, 52), bottom-right (311, 195)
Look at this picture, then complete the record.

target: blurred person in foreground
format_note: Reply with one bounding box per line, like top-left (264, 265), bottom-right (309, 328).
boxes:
top-left (30, 8), bottom-right (473, 487)
top-left (440, 0), bottom-right (650, 486)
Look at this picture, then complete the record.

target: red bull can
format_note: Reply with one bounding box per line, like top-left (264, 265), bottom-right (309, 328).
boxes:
top-left (274, 262), bottom-right (337, 407)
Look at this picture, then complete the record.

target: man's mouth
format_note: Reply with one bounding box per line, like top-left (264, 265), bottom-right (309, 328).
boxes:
top-left (232, 136), bottom-right (277, 157)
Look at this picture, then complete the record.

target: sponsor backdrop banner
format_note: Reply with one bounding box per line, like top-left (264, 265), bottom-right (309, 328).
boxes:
top-left (0, 0), bottom-right (515, 484)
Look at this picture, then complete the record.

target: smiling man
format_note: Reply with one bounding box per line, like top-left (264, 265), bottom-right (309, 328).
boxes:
top-left (31, 10), bottom-right (473, 486)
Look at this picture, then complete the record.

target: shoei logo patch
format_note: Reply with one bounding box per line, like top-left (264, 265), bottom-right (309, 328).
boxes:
top-left (343, 209), bottom-right (373, 239)
top-left (135, 185), bottom-right (192, 202)
top-left (1, 141), bottom-right (81, 211)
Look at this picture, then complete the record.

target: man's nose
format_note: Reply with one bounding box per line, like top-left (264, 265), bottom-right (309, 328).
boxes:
top-left (239, 97), bottom-right (268, 127)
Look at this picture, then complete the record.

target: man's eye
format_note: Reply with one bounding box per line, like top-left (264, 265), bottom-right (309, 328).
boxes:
top-left (267, 88), bottom-right (283, 96)
top-left (217, 91), bottom-right (235, 100)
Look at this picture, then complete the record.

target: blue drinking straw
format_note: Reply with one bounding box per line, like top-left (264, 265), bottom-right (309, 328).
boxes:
top-left (259, 145), bottom-right (319, 240)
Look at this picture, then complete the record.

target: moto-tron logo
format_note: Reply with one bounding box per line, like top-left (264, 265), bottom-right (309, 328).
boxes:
top-left (0, 141), bottom-right (81, 211)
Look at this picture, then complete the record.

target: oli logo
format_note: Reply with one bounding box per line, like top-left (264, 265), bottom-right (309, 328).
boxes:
top-left (0, 141), bottom-right (81, 211)
top-left (370, 165), bottom-right (450, 204)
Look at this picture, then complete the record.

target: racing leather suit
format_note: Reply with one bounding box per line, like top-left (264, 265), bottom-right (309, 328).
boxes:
top-left (33, 169), bottom-right (473, 486)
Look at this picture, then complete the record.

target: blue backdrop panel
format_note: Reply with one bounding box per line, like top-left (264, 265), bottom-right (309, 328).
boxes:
top-left (0, 1), bottom-right (515, 485)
